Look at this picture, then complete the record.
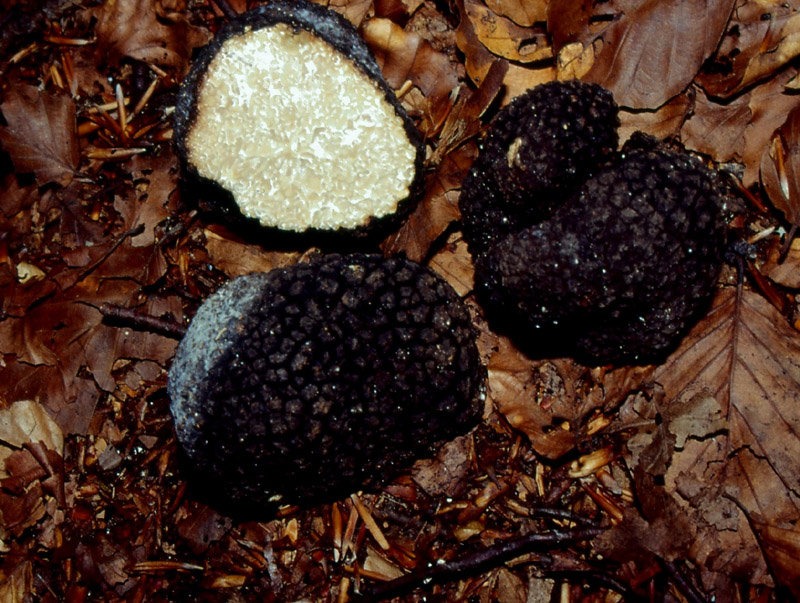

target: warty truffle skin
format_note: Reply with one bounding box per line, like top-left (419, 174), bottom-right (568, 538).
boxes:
top-left (459, 80), bottom-right (619, 258)
top-left (168, 254), bottom-right (486, 511)
top-left (475, 140), bottom-right (727, 364)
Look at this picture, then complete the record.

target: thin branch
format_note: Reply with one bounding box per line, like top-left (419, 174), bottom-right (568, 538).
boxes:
top-left (98, 303), bottom-right (186, 338)
top-left (356, 527), bottom-right (611, 600)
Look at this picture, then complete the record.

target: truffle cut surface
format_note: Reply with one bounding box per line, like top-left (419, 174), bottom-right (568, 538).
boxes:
top-left (179, 3), bottom-right (421, 232)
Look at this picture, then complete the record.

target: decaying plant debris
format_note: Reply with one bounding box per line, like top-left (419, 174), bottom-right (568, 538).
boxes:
top-left (1, 0), bottom-right (800, 601)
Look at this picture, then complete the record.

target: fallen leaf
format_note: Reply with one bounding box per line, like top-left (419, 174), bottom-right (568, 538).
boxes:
top-left (204, 230), bottom-right (301, 278)
top-left (463, 0), bottom-right (552, 64)
top-left (428, 234), bottom-right (474, 297)
top-left (760, 103), bottom-right (800, 225)
top-left (382, 142), bottom-right (476, 261)
top-left (486, 0), bottom-right (546, 28)
top-left (0, 85), bottom-right (79, 186)
top-left (652, 288), bottom-right (800, 591)
top-left (682, 69), bottom-right (800, 186)
top-left (412, 433), bottom-right (473, 497)
top-left (90, 0), bottom-right (210, 69)
top-left (362, 17), bottom-right (460, 107)
top-left (552, 0), bottom-right (736, 109)
top-left (760, 237), bottom-right (800, 288)
top-left (618, 91), bottom-right (693, 143)
top-left (115, 154), bottom-right (180, 247)
top-left (0, 400), bottom-right (64, 454)
top-left (477, 323), bottom-right (645, 459)
top-left (698, 1), bottom-right (800, 98)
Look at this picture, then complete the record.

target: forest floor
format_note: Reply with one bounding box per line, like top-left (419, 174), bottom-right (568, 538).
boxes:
top-left (1, 0), bottom-right (800, 601)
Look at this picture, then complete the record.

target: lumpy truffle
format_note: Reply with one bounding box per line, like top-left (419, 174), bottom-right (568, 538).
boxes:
top-left (168, 254), bottom-right (486, 511)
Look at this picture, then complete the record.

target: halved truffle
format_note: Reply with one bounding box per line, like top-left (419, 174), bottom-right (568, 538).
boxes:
top-left (174, 1), bottom-right (424, 236)
top-left (167, 254), bottom-right (486, 512)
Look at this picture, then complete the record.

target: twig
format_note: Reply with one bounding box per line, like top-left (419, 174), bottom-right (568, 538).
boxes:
top-left (662, 560), bottom-right (707, 603)
top-left (99, 304), bottom-right (186, 338)
top-left (356, 527), bottom-right (607, 600)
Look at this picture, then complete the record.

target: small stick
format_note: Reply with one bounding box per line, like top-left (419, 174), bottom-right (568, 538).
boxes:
top-left (358, 527), bottom-right (607, 599)
top-left (99, 303), bottom-right (186, 339)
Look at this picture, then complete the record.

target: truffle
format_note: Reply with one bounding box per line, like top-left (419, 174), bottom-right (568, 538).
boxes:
top-left (459, 80), bottom-right (619, 257)
top-left (475, 137), bottom-right (727, 364)
top-left (174, 1), bottom-right (424, 236)
top-left (168, 254), bottom-right (485, 511)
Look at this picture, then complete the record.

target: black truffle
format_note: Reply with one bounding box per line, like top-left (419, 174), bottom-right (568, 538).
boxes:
top-left (476, 139), bottom-right (727, 364)
top-left (459, 80), bottom-right (619, 257)
top-left (168, 254), bottom-right (485, 511)
top-left (174, 0), bottom-right (424, 237)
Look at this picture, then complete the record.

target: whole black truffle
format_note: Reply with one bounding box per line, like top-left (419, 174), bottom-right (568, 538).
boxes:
top-left (168, 254), bottom-right (485, 511)
top-left (476, 140), bottom-right (727, 364)
top-left (459, 80), bottom-right (619, 257)
top-left (174, 0), bottom-right (424, 236)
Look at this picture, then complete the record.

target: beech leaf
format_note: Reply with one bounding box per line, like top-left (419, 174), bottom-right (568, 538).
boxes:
top-left (698, 2), bottom-right (800, 98)
top-left (463, 0), bottom-right (552, 64)
top-left (552, 0), bottom-right (735, 109)
top-left (90, 0), bottom-right (210, 68)
top-left (0, 85), bottom-right (79, 186)
top-left (651, 288), bottom-right (800, 591)
top-left (760, 103), bottom-right (800, 225)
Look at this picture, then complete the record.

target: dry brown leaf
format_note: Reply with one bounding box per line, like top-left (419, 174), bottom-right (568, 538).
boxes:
top-left (552, 0), bottom-right (735, 109)
top-left (456, 0), bottom-right (497, 85)
top-left (411, 434), bottom-right (473, 497)
top-left (0, 85), bottom-right (79, 187)
top-left (618, 91), bottom-right (693, 143)
top-left (362, 17), bottom-right (459, 107)
top-left (698, 1), bottom-right (800, 98)
top-left (382, 142), bottom-right (476, 261)
top-left (477, 322), bottom-right (646, 459)
top-left (486, 0), bottom-right (546, 28)
top-left (463, 0), bottom-right (551, 64)
top-left (90, 0), bottom-right (210, 69)
top-left (116, 154), bottom-right (180, 247)
top-left (682, 69), bottom-right (800, 186)
top-left (651, 288), bottom-right (800, 592)
top-left (428, 234), bottom-right (474, 297)
top-left (0, 400), bottom-right (64, 454)
top-left (204, 230), bottom-right (301, 278)
top-left (760, 103), bottom-right (800, 225)
top-left (761, 237), bottom-right (800, 288)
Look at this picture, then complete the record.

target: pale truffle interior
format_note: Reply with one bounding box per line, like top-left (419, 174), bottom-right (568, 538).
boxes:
top-left (186, 24), bottom-right (418, 232)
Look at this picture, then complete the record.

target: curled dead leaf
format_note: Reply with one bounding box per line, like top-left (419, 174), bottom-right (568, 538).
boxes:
top-left (0, 85), bottom-right (79, 186)
top-left (552, 0), bottom-right (735, 109)
top-left (90, 0), bottom-right (210, 69)
top-left (362, 17), bottom-right (459, 107)
top-left (463, 0), bottom-right (552, 64)
top-left (760, 103), bottom-right (800, 226)
top-left (699, 2), bottom-right (800, 98)
top-left (0, 400), bottom-right (64, 454)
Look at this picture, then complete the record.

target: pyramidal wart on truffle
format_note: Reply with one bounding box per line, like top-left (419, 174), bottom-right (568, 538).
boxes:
top-left (167, 254), bottom-right (486, 512)
top-left (174, 0), bottom-right (424, 236)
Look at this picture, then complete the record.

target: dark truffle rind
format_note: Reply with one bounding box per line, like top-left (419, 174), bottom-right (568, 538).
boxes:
top-left (476, 143), bottom-right (727, 364)
top-left (459, 80), bottom-right (619, 257)
top-left (168, 254), bottom-right (486, 511)
top-left (174, 0), bottom-right (425, 239)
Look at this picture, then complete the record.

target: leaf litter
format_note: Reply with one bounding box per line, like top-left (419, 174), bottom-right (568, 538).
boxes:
top-left (1, 0), bottom-right (800, 600)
